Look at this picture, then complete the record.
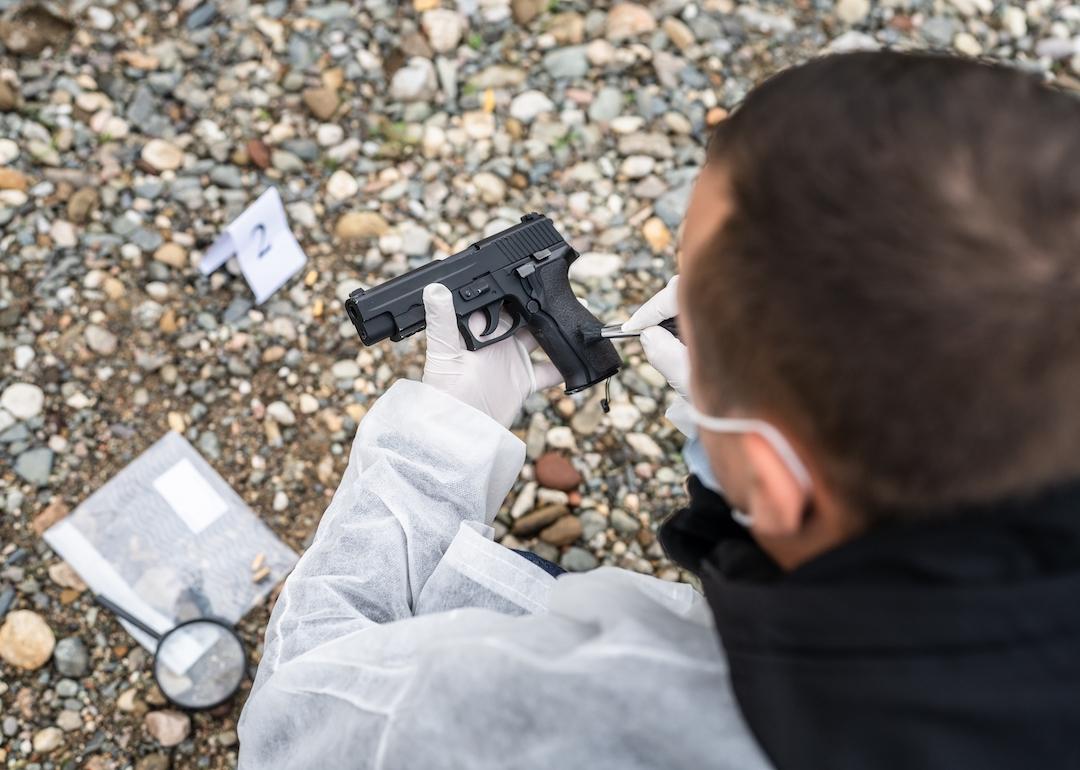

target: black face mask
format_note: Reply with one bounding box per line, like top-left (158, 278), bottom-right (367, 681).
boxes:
top-left (658, 475), bottom-right (783, 583)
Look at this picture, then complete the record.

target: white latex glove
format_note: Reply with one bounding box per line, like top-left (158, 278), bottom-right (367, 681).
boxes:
top-left (422, 283), bottom-right (562, 429)
top-left (622, 275), bottom-right (689, 401)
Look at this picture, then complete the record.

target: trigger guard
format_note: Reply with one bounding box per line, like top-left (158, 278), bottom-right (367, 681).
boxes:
top-left (461, 311), bottom-right (525, 350)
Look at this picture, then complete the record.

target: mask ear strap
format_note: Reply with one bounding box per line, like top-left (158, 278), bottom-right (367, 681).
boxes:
top-left (730, 508), bottom-right (754, 528)
top-left (683, 405), bottom-right (814, 492)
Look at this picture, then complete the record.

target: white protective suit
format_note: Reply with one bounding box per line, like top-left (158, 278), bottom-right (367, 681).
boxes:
top-left (237, 379), bottom-right (771, 769)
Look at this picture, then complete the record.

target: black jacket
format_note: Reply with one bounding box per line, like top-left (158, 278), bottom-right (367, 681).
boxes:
top-left (660, 477), bottom-right (1080, 770)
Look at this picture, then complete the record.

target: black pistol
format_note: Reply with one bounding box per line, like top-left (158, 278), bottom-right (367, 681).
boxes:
top-left (344, 213), bottom-right (622, 394)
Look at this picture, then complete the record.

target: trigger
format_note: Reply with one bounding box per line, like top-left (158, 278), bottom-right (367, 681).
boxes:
top-left (481, 300), bottom-right (503, 337)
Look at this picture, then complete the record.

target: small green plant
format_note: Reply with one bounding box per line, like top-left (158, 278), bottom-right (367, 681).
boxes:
top-left (467, 32), bottom-right (483, 50)
top-left (461, 81), bottom-right (479, 97)
top-left (547, 0), bottom-right (560, 11)
top-left (99, 131), bottom-right (113, 143)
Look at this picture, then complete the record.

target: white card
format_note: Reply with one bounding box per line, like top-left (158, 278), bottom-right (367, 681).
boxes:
top-left (152, 458), bottom-right (228, 534)
top-left (199, 187), bottom-right (307, 304)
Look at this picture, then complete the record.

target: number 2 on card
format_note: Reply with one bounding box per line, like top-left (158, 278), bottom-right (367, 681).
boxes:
top-left (250, 224), bottom-right (271, 259)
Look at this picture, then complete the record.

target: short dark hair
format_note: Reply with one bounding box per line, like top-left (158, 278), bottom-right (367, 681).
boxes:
top-left (687, 51), bottom-right (1080, 521)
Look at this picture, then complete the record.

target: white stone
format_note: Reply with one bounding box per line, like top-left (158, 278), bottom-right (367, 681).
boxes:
top-left (953, 31), bottom-right (983, 56)
top-left (13, 346), bottom-right (34, 371)
top-left (317, 123), bottom-right (345, 146)
top-left (462, 110), bottom-right (495, 140)
top-left (50, 220), bottom-right (77, 248)
top-left (273, 491), bottom-right (289, 511)
top-left (299, 393), bottom-right (319, 414)
top-left (422, 124), bottom-right (447, 158)
top-left (825, 30), bottom-right (881, 53)
top-left (607, 403), bottom-right (641, 431)
top-left (619, 155), bottom-right (655, 179)
top-left (422, 9), bottom-right (465, 53)
top-left (88, 6), bottom-right (115, 29)
top-left (85, 324), bottom-right (118, 355)
top-left (836, 0), bottom-right (870, 24)
top-left (546, 426), bottom-right (577, 450)
top-left (102, 115), bottom-right (130, 139)
top-left (390, 57), bottom-right (438, 102)
top-left (267, 401), bottom-right (296, 426)
top-left (948, 0), bottom-right (993, 16)
top-left (144, 710), bottom-right (190, 747)
top-left (0, 138), bottom-right (18, 165)
top-left (626, 432), bottom-right (663, 459)
top-left (586, 39), bottom-right (616, 66)
top-left (1002, 6), bottom-right (1027, 37)
top-left (510, 90), bottom-right (555, 123)
top-left (1, 383), bottom-right (44, 420)
top-left (511, 481), bottom-right (537, 519)
top-left (326, 169), bottom-right (359, 201)
top-left (568, 252), bottom-right (622, 281)
top-left (472, 172), bottom-right (506, 204)
top-left (331, 359), bottom-right (361, 379)
top-left (33, 727), bottom-right (63, 753)
top-left (141, 139), bottom-right (184, 171)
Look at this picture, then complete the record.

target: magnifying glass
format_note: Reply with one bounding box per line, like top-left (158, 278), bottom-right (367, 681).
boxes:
top-left (95, 594), bottom-right (247, 711)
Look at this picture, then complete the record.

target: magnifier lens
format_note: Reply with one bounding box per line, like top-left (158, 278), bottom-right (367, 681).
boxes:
top-left (153, 620), bottom-right (246, 710)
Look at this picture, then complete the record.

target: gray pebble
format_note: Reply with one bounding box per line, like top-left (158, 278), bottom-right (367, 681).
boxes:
top-left (561, 547), bottom-right (599, 572)
top-left (15, 448), bottom-right (53, 486)
top-left (54, 637), bottom-right (90, 678)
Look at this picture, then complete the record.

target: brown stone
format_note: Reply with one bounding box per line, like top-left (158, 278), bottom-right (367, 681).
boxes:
top-left (335, 211), bottom-right (389, 240)
top-left (144, 710), bottom-right (190, 747)
top-left (32, 499), bottom-right (69, 536)
top-left (47, 562), bottom-right (86, 591)
top-left (247, 138), bottom-right (270, 169)
top-left (549, 12), bottom-right (585, 44)
top-left (302, 87), bottom-right (339, 121)
top-left (539, 515), bottom-right (583, 546)
top-left (535, 452), bottom-right (582, 491)
top-left (0, 79), bottom-right (19, 112)
top-left (0, 168), bottom-right (28, 191)
top-left (511, 504), bottom-right (569, 537)
top-left (153, 242), bottom-right (187, 269)
top-left (512, 0), bottom-right (546, 25)
top-left (642, 216), bottom-right (671, 253)
top-left (67, 187), bottom-right (99, 224)
top-left (605, 3), bottom-right (657, 41)
top-left (0, 610), bottom-right (55, 670)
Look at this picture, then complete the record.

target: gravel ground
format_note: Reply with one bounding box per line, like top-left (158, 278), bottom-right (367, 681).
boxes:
top-left (1, 0), bottom-right (1078, 767)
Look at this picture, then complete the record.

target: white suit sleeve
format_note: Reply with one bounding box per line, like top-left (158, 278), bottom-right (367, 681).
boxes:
top-left (248, 378), bottom-right (526, 692)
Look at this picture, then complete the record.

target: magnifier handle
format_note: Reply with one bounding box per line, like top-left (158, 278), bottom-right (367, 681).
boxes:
top-left (94, 594), bottom-right (162, 640)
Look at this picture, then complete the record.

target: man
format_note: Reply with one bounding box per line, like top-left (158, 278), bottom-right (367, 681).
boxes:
top-left (239, 51), bottom-right (1080, 769)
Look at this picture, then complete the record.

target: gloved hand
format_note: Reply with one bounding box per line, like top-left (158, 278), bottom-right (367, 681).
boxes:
top-left (621, 276), bottom-right (695, 436)
top-left (422, 283), bottom-right (562, 429)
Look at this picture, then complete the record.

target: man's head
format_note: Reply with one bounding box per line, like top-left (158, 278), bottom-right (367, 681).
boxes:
top-left (678, 51), bottom-right (1080, 568)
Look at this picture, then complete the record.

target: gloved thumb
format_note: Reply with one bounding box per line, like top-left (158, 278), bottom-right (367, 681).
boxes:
top-left (640, 325), bottom-right (690, 401)
top-left (622, 275), bottom-right (679, 333)
top-left (422, 283), bottom-right (463, 363)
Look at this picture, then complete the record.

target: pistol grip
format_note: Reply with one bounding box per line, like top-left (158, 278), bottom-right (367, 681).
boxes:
top-left (525, 261), bottom-right (622, 393)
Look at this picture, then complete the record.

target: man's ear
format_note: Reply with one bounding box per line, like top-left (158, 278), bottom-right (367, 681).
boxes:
top-left (740, 432), bottom-right (811, 538)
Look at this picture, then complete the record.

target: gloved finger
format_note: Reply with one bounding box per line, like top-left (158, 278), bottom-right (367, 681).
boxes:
top-left (622, 275), bottom-right (679, 333)
top-left (531, 360), bottom-right (563, 391)
top-left (640, 325), bottom-right (690, 400)
top-left (515, 327), bottom-right (540, 354)
top-left (422, 283), bottom-right (464, 359)
top-left (665, 398), bottom-right (697, 437)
